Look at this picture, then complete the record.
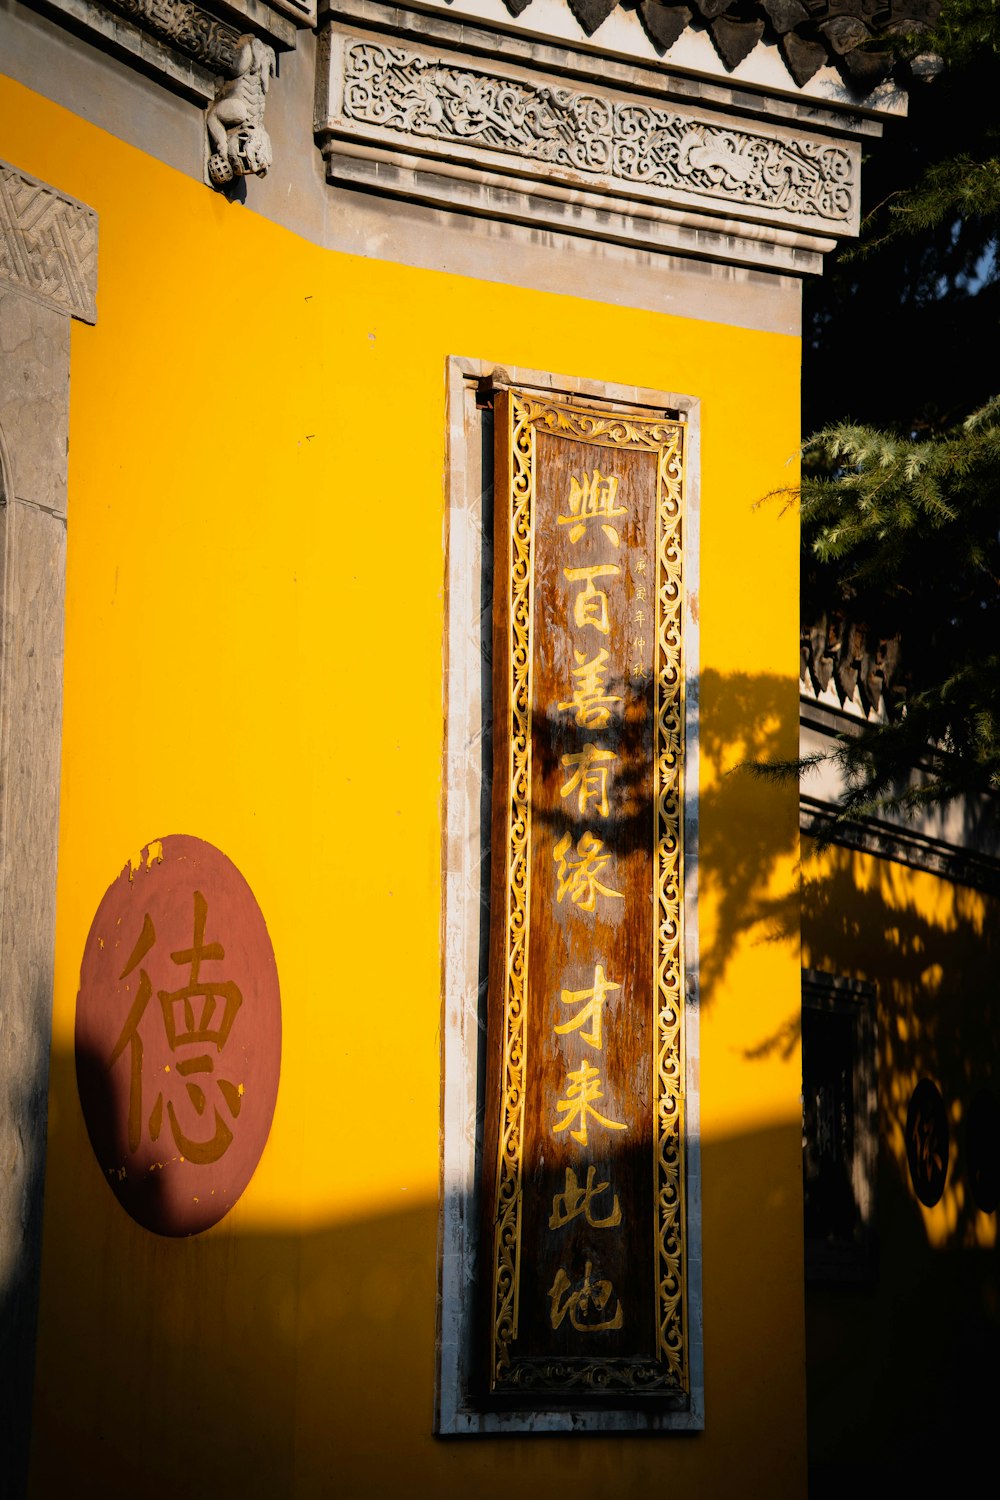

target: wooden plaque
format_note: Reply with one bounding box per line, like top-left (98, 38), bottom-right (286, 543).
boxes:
top-left (481, 389), bottom-right (688, 1400)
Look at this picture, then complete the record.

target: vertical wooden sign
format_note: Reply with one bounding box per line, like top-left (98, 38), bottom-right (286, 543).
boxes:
top-left (482, 390), bottom-right (688, 1400)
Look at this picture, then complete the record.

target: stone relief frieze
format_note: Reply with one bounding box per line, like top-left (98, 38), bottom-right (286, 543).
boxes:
top-left (615, 110), bottom-right (854, 220)
top-left (343, 42), bottom-right (614, 174)
top-left (101, 0), bottom-right (241, 72)
top-left (0, 163), bottom-right (98, 324)
top-left (339, 39), bottom-right (857, 226)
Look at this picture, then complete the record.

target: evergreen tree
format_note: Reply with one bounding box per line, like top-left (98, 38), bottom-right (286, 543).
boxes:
top-left (797, 0), bottom-right (1000, 817)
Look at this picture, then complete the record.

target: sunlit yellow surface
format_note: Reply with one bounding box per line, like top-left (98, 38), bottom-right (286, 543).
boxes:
top-left (2, 73), bottom-right (805, 1500)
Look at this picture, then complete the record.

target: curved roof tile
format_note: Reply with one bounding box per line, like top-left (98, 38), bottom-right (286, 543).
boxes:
top-left (505, 0), bottom-right (941, 88)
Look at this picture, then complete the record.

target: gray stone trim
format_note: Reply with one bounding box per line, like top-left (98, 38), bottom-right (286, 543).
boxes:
top-left (0, 255), bottom-right (79, 1496)
top-left (800, 796), bottom-right (1000, 897)
top-left (218, 0), bottom-right (313, 31)
top-left (317, 22), bottom-right (860, 273)
top-left (437, 356), bottom-right (703, 1435)
top-left (27, 0), bottom-right (302, 101)
top-left (328, 148), bottom-right (834, 274)
top-left (29, 0), bottom-right (222, 101)
top-left (215, 0), bottom-right (312, 40)
top-left (99, 0), bottom-right (246, 67)
top-left (0, 161), bottom-right (98, 326)
top-left (799, 701), bottom-right (1000, 894)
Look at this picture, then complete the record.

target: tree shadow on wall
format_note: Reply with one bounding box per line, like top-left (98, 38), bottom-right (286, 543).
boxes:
top-left (696, 667), bottom-right (801, 1002)
top-left (798, 841), bottom-right (1000, 1496)
top-left (663, 674), bottom-right (1000, 1493)
top-left (9, 666), bottom-right (999, 1497)
top-left (522, 664), bottom-right (802, 1010)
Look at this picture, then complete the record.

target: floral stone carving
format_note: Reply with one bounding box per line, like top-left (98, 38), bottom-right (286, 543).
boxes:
top-left (339, 39), bottom-right (857, 226)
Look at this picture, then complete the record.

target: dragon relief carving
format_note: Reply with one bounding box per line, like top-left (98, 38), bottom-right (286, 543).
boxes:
top-left (340, 40), bottom-right (856, 224)
top-left (343, 42), bottom-right (612, 172)
top-left (616, 113), bottom-right (854, 219)
top-left (207, 35), bottom-right (277, 186)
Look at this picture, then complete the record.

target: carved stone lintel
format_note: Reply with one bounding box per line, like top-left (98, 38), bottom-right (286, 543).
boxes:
top-left (206, 34), bottom-right (277, 185)
top-left (102, 0), bottom-right (241, 71)
top-left (326, 34), bottom-right (859, 232)
top-left (0, 162), bottom-right (98, 324)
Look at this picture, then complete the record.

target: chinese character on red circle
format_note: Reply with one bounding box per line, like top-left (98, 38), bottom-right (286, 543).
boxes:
top-left (76, 835), bottom-right (281, 1236)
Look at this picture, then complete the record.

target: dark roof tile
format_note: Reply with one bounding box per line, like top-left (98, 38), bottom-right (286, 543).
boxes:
top-left (535, 0), bottom-right (942, 88)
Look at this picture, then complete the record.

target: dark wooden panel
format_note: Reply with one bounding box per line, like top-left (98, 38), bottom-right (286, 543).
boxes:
top-left (481, 389), bottom-right (689, 1402)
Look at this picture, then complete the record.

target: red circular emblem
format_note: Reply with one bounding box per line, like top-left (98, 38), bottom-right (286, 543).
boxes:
top-left (76, 835), bottom-right (281, 1236)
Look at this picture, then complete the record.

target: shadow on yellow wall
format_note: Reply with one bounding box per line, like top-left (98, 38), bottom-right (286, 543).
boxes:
top-left (2, 617), bottom-right (989, 1500)
top-left (19, 668), bottom-right (810, 1500)
top-left (28, 1043), bottom-right (810, 1500)
top-left (801, 839), bottom-right (1000, 1491)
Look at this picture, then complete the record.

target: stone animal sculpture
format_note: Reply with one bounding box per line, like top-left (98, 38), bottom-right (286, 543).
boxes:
top-left (207, 35), bottom-right (277, 187)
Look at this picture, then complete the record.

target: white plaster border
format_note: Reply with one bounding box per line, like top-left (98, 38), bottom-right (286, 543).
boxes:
top-left (437, 355), bottom-right (703, 1435)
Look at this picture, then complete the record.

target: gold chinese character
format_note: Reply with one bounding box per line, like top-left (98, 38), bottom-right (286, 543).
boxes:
top-left (564, 564), bottom-right (621, 636)
top-left (634, 583), bottom-right (647, 601)
top-left (549, 1165), bottom-right (622, 1230)
top-left (553, 831), bottom-right (624, 911)
top-left (635, 556), bottom-right (647, 574)
top-left (553, 1059), bottom-right (626, 1146)
top-left (559, 744), bottom-right (618, 818)
top-left (631, 662), bottom-right (645, 681)
top-left (548, 1262), bottom-right (623, 1332)
top-left (557, 469), bottom-right (628, 546)
top-left (557, 647), bottom-right (622, 730)
top-left (555, 963), bottom-right (620, 1049)
top-left (631, 635), bottom-right (646, 655)
top-left (634, 607), bottom-right (645, 627)
top-left (110, 893), bottom-right (244, 1163)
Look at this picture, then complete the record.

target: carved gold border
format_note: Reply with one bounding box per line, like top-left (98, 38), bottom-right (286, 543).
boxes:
top-left (492, 394), bottom-right (535, 1368)
top-left (491, 392), bottom-right (687, 1395)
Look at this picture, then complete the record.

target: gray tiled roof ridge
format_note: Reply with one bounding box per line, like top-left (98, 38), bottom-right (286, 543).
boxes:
top-left (506, 0), bottom-right (943, 88)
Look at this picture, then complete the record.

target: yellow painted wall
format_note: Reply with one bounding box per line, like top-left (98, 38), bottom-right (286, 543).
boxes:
top-left (1, 73), bottom-right (805, 1500)
top-left (802, 840), bottom-right (1000, 1477)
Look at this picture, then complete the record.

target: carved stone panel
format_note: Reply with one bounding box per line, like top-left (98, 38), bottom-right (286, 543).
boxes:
top-left (29, 0), bottom-right (305, 110)
top-left (0, 162), bottom-right (98, 325)
top-left (318, 26), bottom-right (861, 243)
top-left (100, 0), bottom-right (243, 70)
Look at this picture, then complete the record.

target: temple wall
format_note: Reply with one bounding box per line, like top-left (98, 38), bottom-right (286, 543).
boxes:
top-left (1, 60), bottom-right (804, 1500)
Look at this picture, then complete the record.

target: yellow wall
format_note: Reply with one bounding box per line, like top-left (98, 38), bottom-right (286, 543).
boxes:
top-left (1, 74), bottom-right (805, 1500)
top-left (802, 839), bottom-right (1000, 1475)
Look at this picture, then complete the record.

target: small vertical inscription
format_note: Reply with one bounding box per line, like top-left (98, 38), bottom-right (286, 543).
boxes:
top-left (482, 391), bottom-right (687, 1398)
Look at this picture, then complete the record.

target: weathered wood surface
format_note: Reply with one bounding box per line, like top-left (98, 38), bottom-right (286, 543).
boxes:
top-left (481, 389), bottom-right (687, 1400)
